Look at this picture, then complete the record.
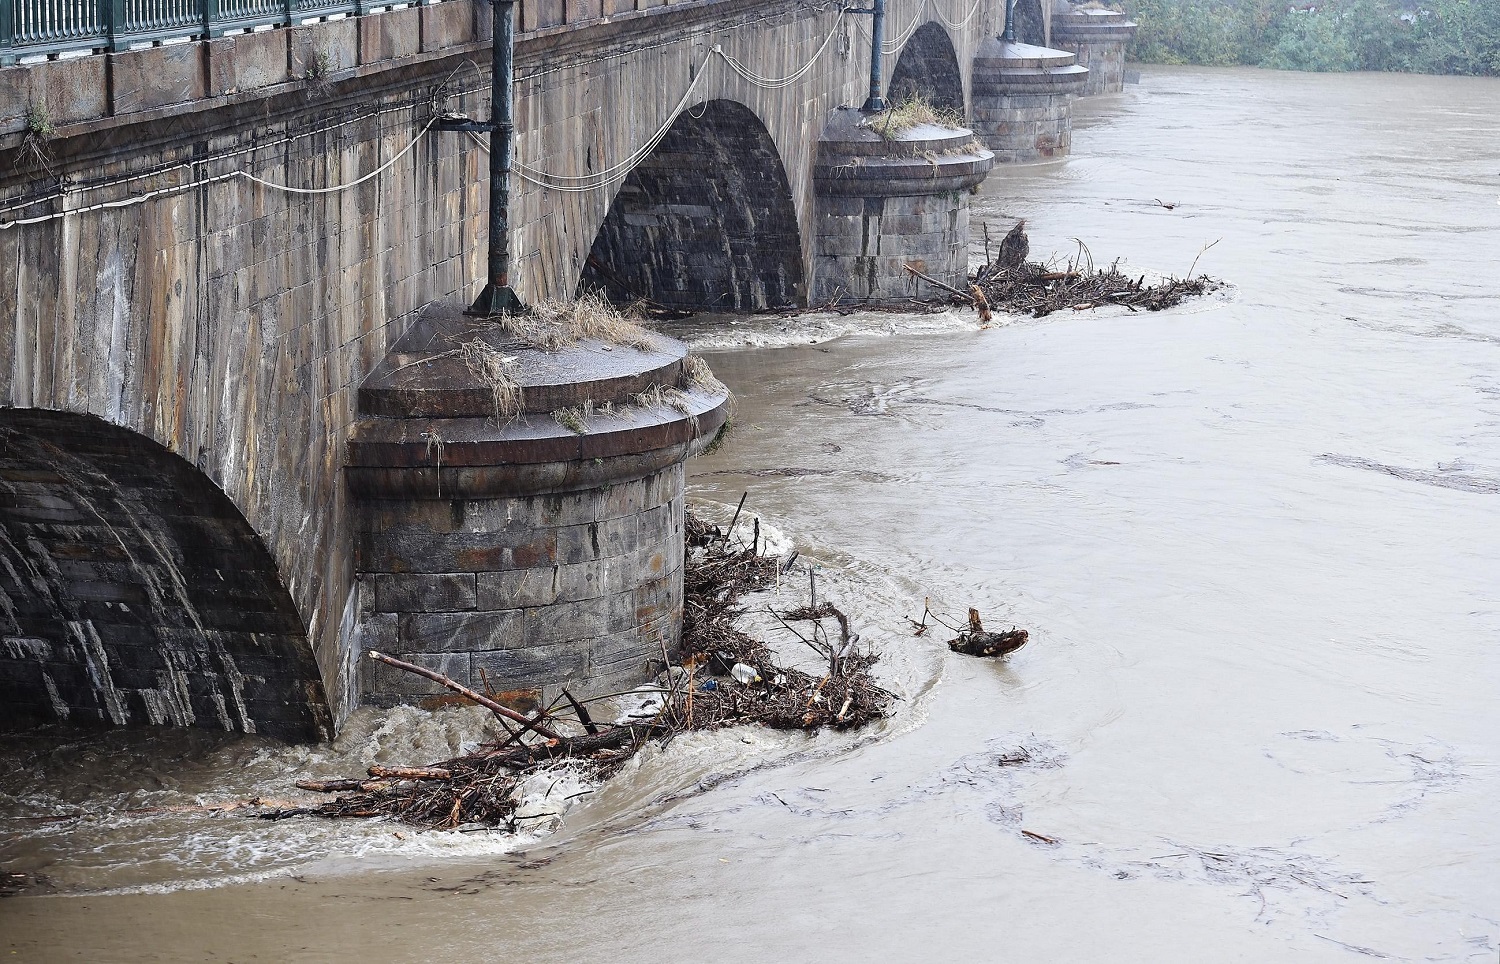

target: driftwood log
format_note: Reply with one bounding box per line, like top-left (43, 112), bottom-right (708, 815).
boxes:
top-left (948, 608), bottom-right (1029, 658)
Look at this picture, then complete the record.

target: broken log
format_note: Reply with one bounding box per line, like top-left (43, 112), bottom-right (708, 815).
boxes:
top-left (368, 650), bottom-right (563, 741)
top-left (368, 765), bottom-right (452, 781)
top-left (949, 626), bottom-right (1030, 658)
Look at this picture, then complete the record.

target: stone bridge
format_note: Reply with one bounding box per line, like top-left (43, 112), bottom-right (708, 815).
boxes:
top-left (0, 0), bottom-right (1121, 740)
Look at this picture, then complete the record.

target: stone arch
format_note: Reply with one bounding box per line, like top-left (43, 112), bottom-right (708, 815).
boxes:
top-left (1012, 0), bottom-right (1047, 46)
top-left (578, 99), bottom-right (804, 312)
top-left (0, 410), bottom-right (332, 742)
top-left (888, 22), bottom-right (966, 115)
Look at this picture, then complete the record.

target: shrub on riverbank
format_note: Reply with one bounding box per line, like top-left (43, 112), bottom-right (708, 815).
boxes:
top-left (1121, 0), bottom-right (1499, 76)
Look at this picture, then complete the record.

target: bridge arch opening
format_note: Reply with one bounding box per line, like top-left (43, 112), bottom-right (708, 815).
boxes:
top-left (1012, 0), bottom-right (1047, 46)
top-left (888, 22), bottom-right (966, 115)
top-left (0, 411), bottom-right (331, 742)
top-left (579, 99), bottom-right (804, 312)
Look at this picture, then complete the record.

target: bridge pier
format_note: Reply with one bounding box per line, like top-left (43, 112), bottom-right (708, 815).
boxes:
top-left (346, 307), bottom-right (727, 704)
top-left (1050, 6), bottom-right (1138, 96)
top-left (812, 108), bottom-right (994, 305)
top-left (970, 40), bottom-right (1088, 163)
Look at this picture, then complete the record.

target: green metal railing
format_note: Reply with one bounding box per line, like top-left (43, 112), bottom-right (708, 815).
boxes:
top-left (0, 0), bottom-right (367, 65)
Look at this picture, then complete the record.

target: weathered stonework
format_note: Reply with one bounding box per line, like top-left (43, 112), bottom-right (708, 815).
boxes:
top-left (347, 306), bottom-right (727, 703)
top-left (0, 411), bottom-right (331, 741)
top-left (812, 108), bottom-right (994, 304)
top-left (1050, 7), bottom-right (1137, 96)
top-left (886, 22), bottom-right (966, 113)
top-left (0, 0), bottom-right (1004, 737)
top-left (580, 100), bottom-right (804, 311)
top-left (971, 40), bottom-right (1088, 162)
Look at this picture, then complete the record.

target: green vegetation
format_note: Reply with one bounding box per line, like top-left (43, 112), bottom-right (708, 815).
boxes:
top-left (24, 106), bottom-right (54, 137)
top-left (1123, 0), bottom-right (1500, 75)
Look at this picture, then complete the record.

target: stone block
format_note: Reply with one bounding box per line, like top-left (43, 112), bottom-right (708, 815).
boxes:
top-left (358, 526), bottom-right (558, 573)
top-left (635, 502), bottom-right (674, 545)
top-left (523, 596), bottom-right (622, 645)
top-left (29, 56), bottom-right (108, 127)
top-left (208, 29), bottom-right (291, 96)
top-left (569, 0), bottom-right (603, 21)
top-left (368, 650), bottom-right (470, 695)
top-left (401, 608), bottom-right (528, 651)
top-left (601, 0), bottom-right (634, 14)
top-left (472, 644), bottom-right (586, 689)
top-left (554, 515), bottom-right (638, 566)
top-left (420, 1), bottom-right (475, 52)
top-left (0, 68), bottom-right (30, 136)
top-left (109, 44), bottom-right (205, 115)
top-left (360, 6), bottom-right (422, 64)
top-left (374, 572), bottom-right (477, 612)
top-left (292, 19), bottom-right (358, 78)
top-left (523, 0), bottom-right (566, 30)
top-left (477, 566), bottom-right (564, 610)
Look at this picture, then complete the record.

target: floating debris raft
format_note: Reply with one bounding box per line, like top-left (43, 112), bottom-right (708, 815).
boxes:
top-left (903, 231), bottom-right (1223, 320)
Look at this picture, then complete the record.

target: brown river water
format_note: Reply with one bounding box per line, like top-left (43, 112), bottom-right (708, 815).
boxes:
top-left (3, 65), bottom-right (1499, 961)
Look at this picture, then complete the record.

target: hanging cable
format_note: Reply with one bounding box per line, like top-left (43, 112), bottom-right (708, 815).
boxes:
top-left (510, 5), bottom-right (849, 193)
top-left (1, 116), bottom-right (437, 230)
top-left (0, 100), bottom-right (432, 224)
top-left (237, 118), bottom-right (435, 195)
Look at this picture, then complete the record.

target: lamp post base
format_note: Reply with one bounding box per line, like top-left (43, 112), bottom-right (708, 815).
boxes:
top-left (464, 283), bottom-right (527, 317)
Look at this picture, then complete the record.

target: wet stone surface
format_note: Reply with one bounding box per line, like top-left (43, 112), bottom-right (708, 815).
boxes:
top-left (350, 305), bottom-right (726, 703)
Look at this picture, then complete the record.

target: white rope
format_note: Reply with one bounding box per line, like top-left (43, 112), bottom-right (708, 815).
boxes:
top-left (870, 0), bottom-right (986, 53)
top-left (882, 2), bottom-right (928, 53)
top-left (1, 99), bottom-right (428, 220)
top-left (1, 1), bottom-right (976, 219)
top-left (715, 7), bottom-right (848, 90)
top-left (934, 0), bottom-right (985, 31)
top-left (510, 6), bottom-right (849, 193)
top-left (236, 117), bottom-right (435, 195)
top-left (0, 116), bottom-right (435, 230)
top-left (510, 51), bottom-right (715, 190)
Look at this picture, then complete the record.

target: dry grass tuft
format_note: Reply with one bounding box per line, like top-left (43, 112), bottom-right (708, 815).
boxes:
top-left (552, 407), bottom-right (588, 435)
top-left (493, 291), bottom-right (657, 351)
top-left (866, 94), bottom-right (964, 140)
top-left (679, 355), bottom-right (728, 396)
top-left (633, 383), bottom-right (694, 415)
top-left (457, 338), bottom-right (523, 422)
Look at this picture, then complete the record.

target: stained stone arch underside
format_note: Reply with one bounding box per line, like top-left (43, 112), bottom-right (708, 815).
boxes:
top-left (0, 411), bottom-right (331, 742)
top-left (1012, 0), bottom-right (1046, 45)
top-left (579, 100), bottom-right (804, 311)
top-left (888, 22), bottom-right (966, 114)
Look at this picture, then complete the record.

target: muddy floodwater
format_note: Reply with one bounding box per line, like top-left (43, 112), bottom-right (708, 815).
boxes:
top-left (4, 65), bottom-right (1499, 961)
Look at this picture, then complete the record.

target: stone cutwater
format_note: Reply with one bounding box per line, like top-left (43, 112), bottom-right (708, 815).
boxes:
top-left (347, 305), bottom-right (730, 705)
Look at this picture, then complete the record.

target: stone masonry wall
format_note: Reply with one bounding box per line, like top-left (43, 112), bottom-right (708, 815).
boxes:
top-left (358, 465), bottom-right (685, 701)
top-left (0, 70), bottom-right (492, 725)
top-left (814, 192), bottom-right (970, 303)
top-left (0, 0), bottom-right (1002, 730)
top-left (0, 410), bottom-right (330, 740)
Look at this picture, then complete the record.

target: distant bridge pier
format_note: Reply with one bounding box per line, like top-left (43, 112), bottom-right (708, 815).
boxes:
top-left (1050, 6), bottom-right (1138, 96)
top-left (812, 108), bottom-right (993, 305)
top-left (970, 39), bottom-right (1088, 163)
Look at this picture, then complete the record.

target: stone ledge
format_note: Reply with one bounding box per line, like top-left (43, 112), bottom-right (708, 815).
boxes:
top-left (348, 385), bottom-right (728, 470)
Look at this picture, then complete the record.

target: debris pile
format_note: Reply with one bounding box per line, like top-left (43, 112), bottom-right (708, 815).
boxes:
top-left (898, 224), bottom-right (1223, 321)
top-left (277, 506), bottom-right (893, 830)
top-left (966, 258), bottom-right (1220, 318)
